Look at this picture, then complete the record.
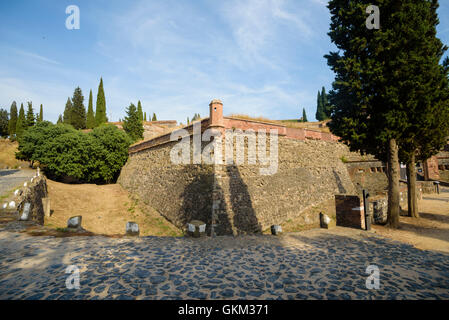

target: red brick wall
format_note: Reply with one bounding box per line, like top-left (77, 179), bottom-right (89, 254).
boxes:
top-left (304, 129), bottom-right (322, 140)
top-left (128, 102), bottom-right (341, 154)
top-left (285, 127), bottom-right (306, 140)
top-left (223, 118), bottom-right (287, 135)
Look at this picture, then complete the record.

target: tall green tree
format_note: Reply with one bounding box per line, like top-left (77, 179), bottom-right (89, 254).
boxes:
top-left (321, 87), bottom-right (331, 118)
top-left (26, 102), bottom-right (35, 128)
top-left (71, 87), bottom-right (87, 129)
top-left (37, 104), bottom-right (43, 123)
top-left (86, 89), bottom-right (96, 129)
top-left (16, 104), bottom-right (26, 139)
top-left (315, 91), bottom-right (326, 121)
top-left (8, 101), bottom-right (17, 136)
top-left (63, 98), bottom-right (72, 124)
top-left (397, 1), bottom-right (449, 218)
top-left (137, 100), bottom-right (143, 122)
top-left (302, 108), bottom-right (308, 122)
top-left (152, 112), bottom-right (157, 121)
top-left (325, 0), bottom-right (449, 228)
top-left (57, 114), bottom-right (63, 124)
top-left (95, 77), bottom-right (107, 126)
top-left (123, 103), bottom-right (144, 142)
top-left (0, 108), bottom-right (8, 137)
top-left (144, 112), bottom-right (147, 121)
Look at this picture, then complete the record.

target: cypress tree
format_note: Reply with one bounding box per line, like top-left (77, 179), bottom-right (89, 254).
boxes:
top-left (0, 108), bottom-right (8, 137)
top-left (8, 101), bottom-right (17, 136)
top-left (144, 112), bottom-right (147, 121)
top-left (325, 0), bottom-right (449, 228)
top-left (315, 91), bottom-right (326, 121)
top-left (16, 104), bottom-right (26, 139)
top-left (396, 1), bottom-right (449, 218)
top-left (321, 87), bottom-right (331, 118)
top-left (39, 104), bottom-right (43, 122)
top-left (95, 77), bottom-right (107, 126)
top-left (302, 108), bottom-right (308, 122)
top-left (137, 101), bottom-right (143, 121)
top-left (71, 87), bottom-right (87, 129)
top-left (86, 89), bottom-right (95, 129)
top-left (152, 113), bottom-right (157, 121)
top-left (63, 98), bottom-right (72, 124)
top-left (192, 113), bottom-right (200, 121)
top-left (57, 114), bottom-right (63, 124)
top-left (123, 103), bottom-right (144, 142)
top-left (26, 101), bottom-right (35, 128)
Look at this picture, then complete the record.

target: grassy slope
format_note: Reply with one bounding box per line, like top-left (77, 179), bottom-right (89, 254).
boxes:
top-left (45, 179), bottom-right (183, 237)
top-left (0, 139), bottom-right (29, 168)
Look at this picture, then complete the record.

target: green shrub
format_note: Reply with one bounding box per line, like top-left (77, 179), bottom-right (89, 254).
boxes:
top-left (16, 122), bottom-right (132, 183)
top-left (88, 124), bottom-right (132, 182)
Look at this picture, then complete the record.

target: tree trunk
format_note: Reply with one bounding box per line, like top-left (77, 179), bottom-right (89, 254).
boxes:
top-left (387, 138), bottom-right (400, 228)
top-left (406, 153), bottom-right (419, 218)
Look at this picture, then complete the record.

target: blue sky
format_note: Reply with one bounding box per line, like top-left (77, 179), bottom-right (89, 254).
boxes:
top-left (0, 0), bottom-right (448, 123)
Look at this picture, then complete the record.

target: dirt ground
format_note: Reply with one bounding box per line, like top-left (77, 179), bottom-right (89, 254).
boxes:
top-left (279, 188), bottom-right (449, 254)
top-left (372, 187), bottom-right (449, 254)
top-left (0, 139), bottom-right (29, 169)
top-left (45, 180), bottom-right (182, 237)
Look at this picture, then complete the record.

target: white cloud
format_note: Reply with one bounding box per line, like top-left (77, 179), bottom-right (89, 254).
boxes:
top-left (221, 0), bottom-right (314, 54)
top-left (13, 49), bottom-right (61, 65)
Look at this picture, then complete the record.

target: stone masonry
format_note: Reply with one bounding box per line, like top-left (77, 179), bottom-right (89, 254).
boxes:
top-left (118, 100), bottom-right (357, 236)
top-left (15, 175), bottom-right (48, 225)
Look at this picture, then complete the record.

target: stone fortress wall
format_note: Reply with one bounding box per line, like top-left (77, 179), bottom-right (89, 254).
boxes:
top-left (118, 99), bottom-right (361, 236)
top-left (210, 135), bottom-right (356, 235)
top-left (117, 99), bottom-right (447, 235)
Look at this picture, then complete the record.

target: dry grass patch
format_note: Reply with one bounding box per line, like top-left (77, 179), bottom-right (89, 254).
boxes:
top-left (45, 179), bottom-right (182, 237)
top-left (0, 139), bottom-right (29, 168)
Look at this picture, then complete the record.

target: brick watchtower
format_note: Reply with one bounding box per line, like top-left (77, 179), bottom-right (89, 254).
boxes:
top-left (209, 99), bottom-right (224, 129)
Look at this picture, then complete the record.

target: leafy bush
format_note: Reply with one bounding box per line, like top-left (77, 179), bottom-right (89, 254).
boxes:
top-left (16, 122), bottom-right (132, 183)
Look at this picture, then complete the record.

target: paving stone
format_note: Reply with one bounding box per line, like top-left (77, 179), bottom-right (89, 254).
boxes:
top-left (0, 229), bottom-right (448, 300)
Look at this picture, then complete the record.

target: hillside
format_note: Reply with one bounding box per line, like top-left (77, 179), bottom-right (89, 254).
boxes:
top-left (0, 139), bottom-right (30, 169)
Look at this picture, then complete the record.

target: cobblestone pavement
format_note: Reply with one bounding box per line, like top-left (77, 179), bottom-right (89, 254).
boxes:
top-left (0, 227), bottom-right (448, 300)
top-left (0, 169), bottom-right (36, 197)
